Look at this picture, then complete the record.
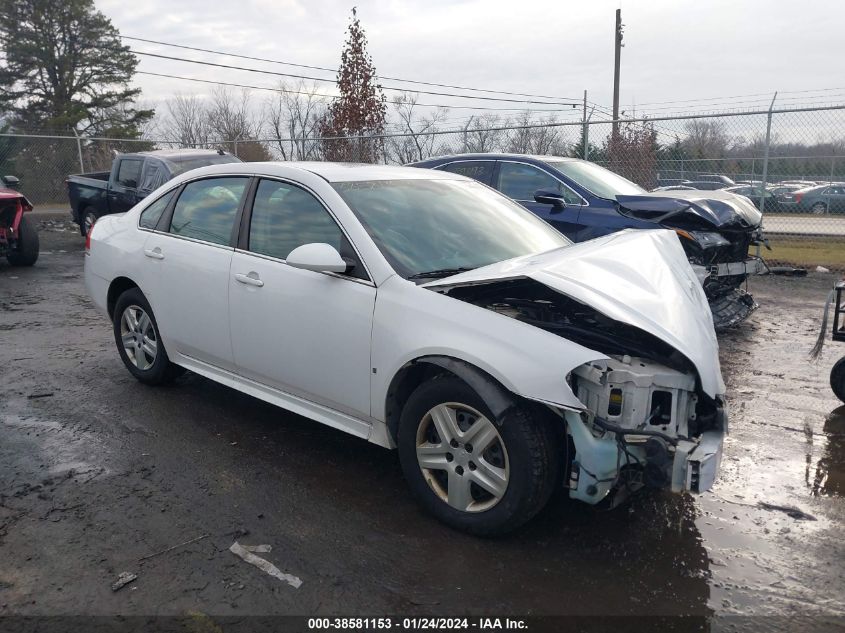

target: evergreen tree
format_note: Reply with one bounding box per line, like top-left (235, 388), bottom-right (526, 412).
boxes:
top-left (0, 0), bottom-right (152, 136)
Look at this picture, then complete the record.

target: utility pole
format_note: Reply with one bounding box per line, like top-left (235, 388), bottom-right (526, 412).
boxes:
top-left (612, 8), bottom-right (623, 139)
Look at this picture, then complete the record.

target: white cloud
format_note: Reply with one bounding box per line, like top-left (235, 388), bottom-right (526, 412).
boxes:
top-left (96, 0), bottom-right (844, 124)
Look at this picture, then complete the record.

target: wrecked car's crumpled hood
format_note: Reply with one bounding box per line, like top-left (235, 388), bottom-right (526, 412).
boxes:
top-left (617, 189), bottom-right (762, 229)
top-left (424, 229), bottom-right (726, 398)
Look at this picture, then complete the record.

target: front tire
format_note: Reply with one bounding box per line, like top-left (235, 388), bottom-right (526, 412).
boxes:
top-left (113, 287), bottom-right (184, 385)
top-left (832, 357), bottom-right (845, 403)
top-left (397, 376), bottom-right (560, 536)
top-left (7, 214), bottom-right (39, 266)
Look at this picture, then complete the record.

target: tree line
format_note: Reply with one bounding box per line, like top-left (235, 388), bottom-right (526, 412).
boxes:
top-left (1, 0), bottom-right (843, 201)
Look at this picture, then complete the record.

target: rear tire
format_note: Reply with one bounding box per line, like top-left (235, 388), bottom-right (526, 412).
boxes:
top-left (80, 207), bottom-right (98, 236)
top-left (832, 357), bottom-right (845, 403)
top-left (113, 287), bottom-right (184, 385)
top-left (811, 202), bottom-right (827, 215)
top-left (397, 376), bottom-right (560, 536)
top-left (7, 214), bottom-right (39, 266)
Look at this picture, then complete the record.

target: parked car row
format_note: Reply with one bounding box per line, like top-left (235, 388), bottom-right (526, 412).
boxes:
top-left (653, 176), bottom-right (845, 214)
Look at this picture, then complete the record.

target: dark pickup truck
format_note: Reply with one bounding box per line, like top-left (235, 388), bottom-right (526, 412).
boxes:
top-left (67, 149), bottom-right (242, 235)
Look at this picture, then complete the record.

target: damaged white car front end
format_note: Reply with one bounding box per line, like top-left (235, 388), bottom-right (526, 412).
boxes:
top-left (422, 229), bottom-right (728, 507)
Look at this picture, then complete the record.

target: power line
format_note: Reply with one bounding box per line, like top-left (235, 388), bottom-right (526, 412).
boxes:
top-left (135, 70), bottom-right (580, 113)
top-left (130, 50), bottom-right (579, 106)
top-left (122, 35), bottom-right (582, 103)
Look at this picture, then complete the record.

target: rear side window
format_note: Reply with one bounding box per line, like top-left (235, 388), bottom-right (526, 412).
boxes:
top-left (438, 161), bottom-right (494, 184)
top-left (169, 177), bottom-right (247, 246)
top-left (497, 162), bottom-right (582, 205)
top-left (116, 159), bottom-right (143, 188)
top-left (139, 189), bottom-right (175, 230)
top-left (140, 163), bottom-right (165, 191)
top-left (248, 179), bottom-right (343, 260)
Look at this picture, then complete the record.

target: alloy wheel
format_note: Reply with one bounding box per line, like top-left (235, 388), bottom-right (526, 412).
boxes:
top-left (415, 402), bottom-right (510, 512)
top-left (120, 305), bottom-right (158, 370)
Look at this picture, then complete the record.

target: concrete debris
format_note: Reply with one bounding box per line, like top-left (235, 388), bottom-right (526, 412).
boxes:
top-left (111, 572), bottom-right (137, 592)
top-left (229, 541), bottom-right (301, 589)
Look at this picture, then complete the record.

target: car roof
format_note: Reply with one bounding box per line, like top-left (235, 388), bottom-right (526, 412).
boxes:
top-left (411, 152), bottom-right (581, 165)
top-left (123, 149), bottom-right (235, 162)
top-left (167, 161), bottom-right (467, 183)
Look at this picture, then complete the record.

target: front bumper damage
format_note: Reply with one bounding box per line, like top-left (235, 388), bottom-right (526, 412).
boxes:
top-left (564, 356), bottom-right (727, 505)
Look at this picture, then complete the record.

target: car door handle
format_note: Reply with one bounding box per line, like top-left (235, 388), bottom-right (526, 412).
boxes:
top-left (144, 248), bottom-right (164, 260)
top-left (234, 272), bottom-right (264, 287)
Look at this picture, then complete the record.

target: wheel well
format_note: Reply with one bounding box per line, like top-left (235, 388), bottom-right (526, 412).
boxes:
top-left (107, 277), bottom-right (139, 321)
top-left (384, 356), bottom-right (516, 443)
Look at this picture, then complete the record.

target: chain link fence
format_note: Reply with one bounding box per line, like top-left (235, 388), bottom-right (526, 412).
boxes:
top-left (2, 104), bottom-right (844, 270)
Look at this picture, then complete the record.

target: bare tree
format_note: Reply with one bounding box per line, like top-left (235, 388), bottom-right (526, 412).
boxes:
top-left (162, 94), bottom-right (211, 147)
top-left (505, 111), bottom-right (568, 156)
top-left (385, 92), bottom-right (449, 163)
top-left (682, 119), bottom-right (730, 159)
top-left (264, 80), bottom-right (327, 161)
top-left (207, 87), bottom-right (271, 160)
top-left (456, 114), bottom-right (505, 153)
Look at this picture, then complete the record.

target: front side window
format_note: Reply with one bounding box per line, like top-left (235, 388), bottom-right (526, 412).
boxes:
top-left (248, 179), bottom-right (343, 260)
top-left (116, 159), bottom-right (143, 188)
top-left (168, 177), bottom-right (247, 246)
top-left (139, 189), bottom-right (176, 230)
top-left (333, 179), bottom-right (570, 279)
top-left (496, 162), bottom-right (582, 205)
top-left (439, 161), bottom-right (494, 184)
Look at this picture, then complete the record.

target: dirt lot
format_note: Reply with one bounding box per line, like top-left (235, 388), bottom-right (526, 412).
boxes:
top-left (1, 219), bottom-right (843, 631)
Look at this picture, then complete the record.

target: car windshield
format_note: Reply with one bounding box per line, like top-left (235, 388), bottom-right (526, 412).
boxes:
top-left (166, 155), bottom-right (243, 175)
top-left (333, 179), bottom-right (571, 279)
top-left (544, 160), bottom-right (646, 199)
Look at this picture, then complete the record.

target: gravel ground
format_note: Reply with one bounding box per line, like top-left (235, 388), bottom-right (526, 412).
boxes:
top-left (0, 221), bottom-right (843, 631)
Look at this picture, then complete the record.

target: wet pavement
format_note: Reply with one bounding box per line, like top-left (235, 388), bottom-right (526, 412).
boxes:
top-left (0, 223), bottom-right (843, 631)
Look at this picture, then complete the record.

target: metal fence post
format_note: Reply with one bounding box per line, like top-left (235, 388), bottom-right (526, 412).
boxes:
top-left (759, 92), bottom-right (778, 216)
top-left (233, 140), bottom-right (239, 157)
top-left (71, 128), bottom-right (84, 173)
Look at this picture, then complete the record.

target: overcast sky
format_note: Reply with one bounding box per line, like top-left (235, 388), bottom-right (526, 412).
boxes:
top-left (97, 0), bottom-right (844, 128)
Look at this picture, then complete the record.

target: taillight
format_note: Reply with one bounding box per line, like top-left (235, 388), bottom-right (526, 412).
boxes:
top-left (85, 224), bottom-right (93, 253)
top-left (794, 193), bottom-right (803, 204)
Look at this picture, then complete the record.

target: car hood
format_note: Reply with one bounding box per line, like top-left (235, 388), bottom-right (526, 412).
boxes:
top-left (424, 229), bottom-right (725, 397)
top-left (616, 189), bottom-right (761, 229)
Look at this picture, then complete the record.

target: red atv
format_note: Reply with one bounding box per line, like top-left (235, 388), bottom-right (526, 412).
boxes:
top-left (0, 175), bottom-right (39, 266)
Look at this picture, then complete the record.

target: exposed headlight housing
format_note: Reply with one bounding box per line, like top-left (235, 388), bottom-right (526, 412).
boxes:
top-left (673, 229), bottom-right (730, 249)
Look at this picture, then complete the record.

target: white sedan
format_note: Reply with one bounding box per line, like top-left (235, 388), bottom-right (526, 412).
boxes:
top-left (85, 162), bottom-right (727, 535)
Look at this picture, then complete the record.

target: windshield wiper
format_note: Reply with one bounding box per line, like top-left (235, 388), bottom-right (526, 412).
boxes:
top-left (407, 267), bottom-right (476, 280)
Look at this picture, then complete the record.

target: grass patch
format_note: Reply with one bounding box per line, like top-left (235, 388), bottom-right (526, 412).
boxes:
top-left (762, 237), bottom-right (845, 269)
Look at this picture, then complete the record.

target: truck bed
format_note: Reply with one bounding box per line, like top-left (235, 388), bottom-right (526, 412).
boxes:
top-left (68, 172), bottom-right (110, 185)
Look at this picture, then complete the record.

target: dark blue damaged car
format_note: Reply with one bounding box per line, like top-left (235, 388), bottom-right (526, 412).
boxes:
top-left (409, 153), bottom-right (767, 329)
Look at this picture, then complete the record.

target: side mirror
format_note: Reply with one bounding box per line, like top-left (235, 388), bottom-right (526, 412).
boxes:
top-left (3, 175), bottom-right (20, 190)
top-left (534, 189), bottom-right (566, 208)
top-left (286, 243), bottom-right (348, 274)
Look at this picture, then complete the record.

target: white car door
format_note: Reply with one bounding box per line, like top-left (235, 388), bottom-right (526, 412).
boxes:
top-left (228, 178), bottom-right (375, 420)
top-left (141, 176), bottom-right (249, 373)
